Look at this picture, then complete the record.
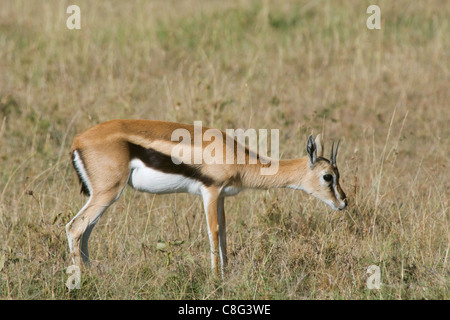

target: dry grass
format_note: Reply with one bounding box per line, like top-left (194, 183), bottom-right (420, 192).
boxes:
top-left (0, 0), bottom-right (448, 299)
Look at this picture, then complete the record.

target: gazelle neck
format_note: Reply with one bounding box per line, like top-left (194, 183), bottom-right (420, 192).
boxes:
top-left (239, 157), bottom-right (308, 190)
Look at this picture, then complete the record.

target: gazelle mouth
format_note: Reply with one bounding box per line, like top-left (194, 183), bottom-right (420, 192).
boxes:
top-left (326, 200), bottom-right (347, 211)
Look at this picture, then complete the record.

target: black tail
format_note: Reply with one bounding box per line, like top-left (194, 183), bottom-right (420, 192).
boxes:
top-left (71, 149), bottom-right (90, 196)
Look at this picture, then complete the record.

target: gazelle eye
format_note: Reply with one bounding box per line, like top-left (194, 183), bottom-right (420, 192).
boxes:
top-left (323, 174), bottom-right (333, 183)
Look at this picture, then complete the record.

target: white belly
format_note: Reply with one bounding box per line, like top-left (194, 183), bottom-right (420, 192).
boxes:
top-left (128, 159), bottom-right (203, 195)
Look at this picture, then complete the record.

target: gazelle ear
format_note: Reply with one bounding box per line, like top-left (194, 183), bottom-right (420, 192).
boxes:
top-left (315, 134), bottom-right (323, 157)
top-left (306, 134), bottom-right (317, 168)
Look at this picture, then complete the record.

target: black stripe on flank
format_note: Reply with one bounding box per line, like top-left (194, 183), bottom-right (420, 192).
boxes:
top-left (71, 149), bottom-right (91, 196)
top-left (128, 143), bottom-right (215, 187)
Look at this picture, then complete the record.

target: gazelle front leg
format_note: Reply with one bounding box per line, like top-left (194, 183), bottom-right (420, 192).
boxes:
top-left (201, 187), bottom-right (222, 277)
top-left (217, 197), bottom-right (227, 273)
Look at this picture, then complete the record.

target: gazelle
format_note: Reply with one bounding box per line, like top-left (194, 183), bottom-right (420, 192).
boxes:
top-left (66, 120), bottom-right (347, 276)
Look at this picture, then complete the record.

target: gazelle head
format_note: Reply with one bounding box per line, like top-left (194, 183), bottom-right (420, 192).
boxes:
top-left (303, 134), bottom-right (347, 211)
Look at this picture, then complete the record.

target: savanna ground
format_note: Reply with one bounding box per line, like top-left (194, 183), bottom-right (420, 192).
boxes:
top-left (0, 0), bottom-right (448, 300)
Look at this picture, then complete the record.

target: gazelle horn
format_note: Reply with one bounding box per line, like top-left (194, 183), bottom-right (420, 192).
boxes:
top-left (331, 139), bottom-right (340, 166)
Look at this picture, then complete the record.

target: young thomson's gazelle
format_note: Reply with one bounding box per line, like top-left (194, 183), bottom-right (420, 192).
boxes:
top-left (66, 120), bottom-right (347, 276)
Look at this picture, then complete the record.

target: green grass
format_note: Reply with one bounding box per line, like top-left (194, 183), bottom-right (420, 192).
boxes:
top-left (0, 0), bottom-right (449, 299)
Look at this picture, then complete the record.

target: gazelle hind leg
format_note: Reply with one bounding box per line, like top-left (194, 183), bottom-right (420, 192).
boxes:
top-left (66, 185), bottom-right (127, 266)
top-left (68, 145), bottom-right (131, 266)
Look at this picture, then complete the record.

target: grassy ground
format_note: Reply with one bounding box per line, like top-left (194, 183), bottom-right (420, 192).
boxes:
top-left (0, 0), bottom-right (448, 299)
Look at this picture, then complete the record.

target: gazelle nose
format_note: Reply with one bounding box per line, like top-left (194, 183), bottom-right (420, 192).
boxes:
top-left (341, 197), bottom-right (348, 210)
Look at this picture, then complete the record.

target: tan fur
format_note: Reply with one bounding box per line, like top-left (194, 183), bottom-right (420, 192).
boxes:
top-left (67, 120), bottom-right (347, 276)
